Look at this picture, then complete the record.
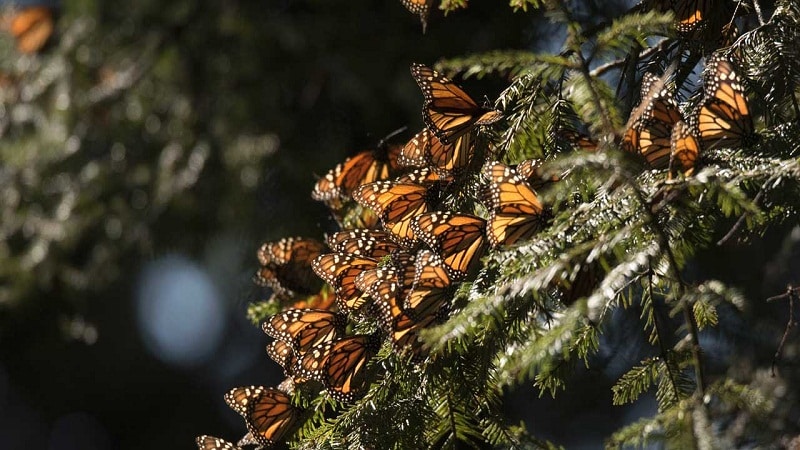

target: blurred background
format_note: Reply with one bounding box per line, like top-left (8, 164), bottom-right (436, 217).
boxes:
top-left (0, 0), bottom-right (797, 449)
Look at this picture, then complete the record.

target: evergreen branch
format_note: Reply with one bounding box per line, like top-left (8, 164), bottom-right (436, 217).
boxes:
top-left (593, 11), bottom-right (674, 60)
top-left (611, 357), bottom-right (661, 405)
top-left (436, 51), bottom-right (574, 79)
top-left (643, 271), bottom-right (684, 407)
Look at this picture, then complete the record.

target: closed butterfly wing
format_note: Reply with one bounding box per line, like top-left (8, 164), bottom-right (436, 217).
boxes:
top-left (312, 145), bottom-right (402, 202)
top-left (244, 388), bottom-right (301, 447)
top-left (399, 128), bottom-right (474, 177)
top-left (411, 63), bottom-right (502, 144)
top-left (326, 229), bottom-right (402, 258)
top-left (266, 340), bottom-right (301, 380)
top-left (364, 266), bottom-right (439, 360)
top-left (263, 308), bottom-right (346, 353)
top-left (557, 129), bottom-right (599, 152)
top-left (403, 250), bottom-right (451, 315)
top-left (195, 435), bottom-right (242, 450)
top-left (483, 162), bottom-right (546, 248)
top-left (515, 158), bottom-right (561, 191)
top-left (669, 120), bottom-right (701, 179)
top-left (320, 334), bottom-right (382, 403)
top-left (400, 0), bottom-right (435, 32)
top-left (411, 211), bottom-right (487, 281)
top-left (312, 253), bottom-right (378, 312)
top-left (622, 72), bottom-right (683, 169)
top-left (353, 180), bottom-right (434, 247)
top-left (255, 237), bottom-right (325, 299)
top-left (696, 55), bottom-right (756, 149)
top-left (225, 385), bottom-right (266, 418)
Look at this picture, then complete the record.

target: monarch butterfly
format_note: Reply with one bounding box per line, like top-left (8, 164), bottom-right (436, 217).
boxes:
top-left (255, 237), bottom-right (326, 299)
top-left (483, 162), bottom-right (546, 248)
top-left (4, 6), bottom-right (54, 54)
top-left (354, 251), bottom-right (415, 307)
top-left (266, 340), bottom-right (301, 380)
top-left (515, 158), bottom-right (561, 191)
top-left (333, 201), bottom-right (382, 231)
top-left (669, 120), bottom-right (701, 178)
top-left (400, 0), bottom-right (434, 33)
top-left (399, 128), bottom-right (475, 177)
top-left (195, 435), bottom-right (241, 450)
top-left (404, 249), bottom-right (452, 313)
top-left (225, 385), bottom-right (265, 417)
top-left (244, 387), bottom-right (302, 447)
top-left (410, 63), bottom-right (503, 144)
top-left (359, 265), bottom-right (442, 360)
top-left (353, 180), bottom-right (440, 248)
top-left (696, 55), bottom-right (756, 149)
top-left (297, 334), bottom-right (382, 403)
top-left (326, 229), bottom-right (402, 259)
top-left (411, 211), bottom-right (487, 281)
top-left (622, 72), bottom-right (683, 169)
top-left (312, 144), bottom-right (403, 203)
top-left (263, 308), bottom-right (347, 353)
top-left (394, 167), bottom-right (452, 185)
top-left (311, 253), bottom-right (378, 311)
top-left (558, 262), bottom-right (602, 306)
top-left (286, 284), bottom-right (337, 311)
top-left (557, 129), bottom-right (599, 152)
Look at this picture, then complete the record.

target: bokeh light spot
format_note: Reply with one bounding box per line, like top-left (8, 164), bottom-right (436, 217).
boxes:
top-left (136, 255), bottom-right (225, 367)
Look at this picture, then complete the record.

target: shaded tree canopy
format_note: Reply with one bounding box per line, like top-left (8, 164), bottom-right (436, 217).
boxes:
top-left (1, 0), bottom-right (799, 449)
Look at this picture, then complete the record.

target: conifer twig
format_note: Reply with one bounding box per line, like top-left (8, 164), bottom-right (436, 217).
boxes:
top-left (768, 286), bottom-right (798, 376)
top-left (625, 172), bottom-right (711, 428)
top-left (716, 179), bottom-right (769, 246)
top-left (646, 270), bottom-right (683, 404)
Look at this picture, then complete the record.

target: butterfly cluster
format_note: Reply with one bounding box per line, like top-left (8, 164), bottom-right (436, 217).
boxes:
top-left (197, 50), bottom-right (760, 447)
top-left (622, 55), bottom-right (757, 179)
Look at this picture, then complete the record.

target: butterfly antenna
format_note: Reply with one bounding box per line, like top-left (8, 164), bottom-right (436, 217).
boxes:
top-left (377, 126), bottom-right (408, 149)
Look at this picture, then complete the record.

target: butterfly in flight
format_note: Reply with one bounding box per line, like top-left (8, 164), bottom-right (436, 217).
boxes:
top-left (482, 161), bottom-right (546, 248)
top-left (411, 211), bottom-right (487, 281)
top-left (695, 55), bottom-right (757, 149)
top-left (410, 63), bottom-right (502, 145)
